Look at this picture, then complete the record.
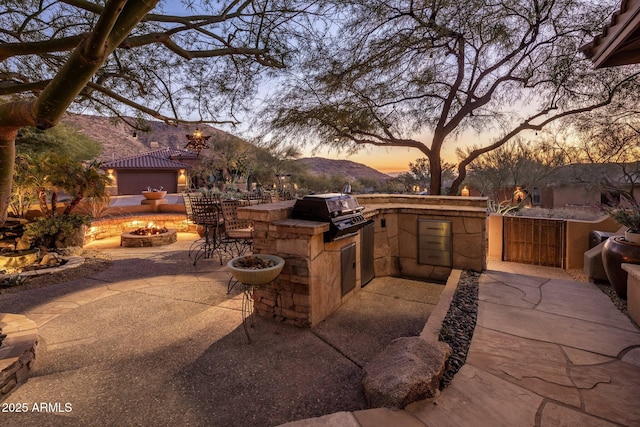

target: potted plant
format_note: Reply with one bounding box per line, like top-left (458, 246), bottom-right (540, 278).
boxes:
top-left (601, 191), bottom-right (640, 299)
top-left (605, 202), bottom-right (640, 244)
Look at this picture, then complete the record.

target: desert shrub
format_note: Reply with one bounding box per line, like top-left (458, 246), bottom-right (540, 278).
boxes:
top-left (23, 214), bottom-right (91, 249)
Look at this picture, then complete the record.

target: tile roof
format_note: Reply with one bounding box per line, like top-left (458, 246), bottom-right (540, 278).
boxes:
top-left (581, 0), bottom-right (640, 67)
top-left (102, 148), bottom-right (195, 170)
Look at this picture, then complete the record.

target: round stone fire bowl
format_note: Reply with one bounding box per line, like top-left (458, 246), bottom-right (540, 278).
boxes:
top-left (120, 228), bottom-right (177, 247)
top-left (227, 254), bottom-right (285, 285)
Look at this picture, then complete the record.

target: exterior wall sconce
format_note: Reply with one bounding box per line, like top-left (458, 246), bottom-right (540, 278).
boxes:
top-left (461, 186), bottom-right (470, 197)
top-left (513, 186), bottom-right (526, 204)
top-left (178, 169), bottom-right (187, 187)
top-left (106, 169), bottom-right (115, 184)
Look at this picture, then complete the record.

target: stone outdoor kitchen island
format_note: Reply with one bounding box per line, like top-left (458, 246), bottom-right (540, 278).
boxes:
top-left (238, 195), bottom-right (488, 327)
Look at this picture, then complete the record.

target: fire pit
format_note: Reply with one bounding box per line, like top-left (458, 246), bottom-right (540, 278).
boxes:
top-left (120, 223), bottom-right (177, 247)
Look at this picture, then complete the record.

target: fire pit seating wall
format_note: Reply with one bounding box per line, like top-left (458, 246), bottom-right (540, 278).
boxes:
top-left (84, 213), bottom-right (194, 245)
top-left (237, 194), bottom-right (488, 327)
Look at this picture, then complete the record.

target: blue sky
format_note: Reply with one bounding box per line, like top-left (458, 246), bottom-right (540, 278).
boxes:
top-left (154, 1), bottom-right (434, 173)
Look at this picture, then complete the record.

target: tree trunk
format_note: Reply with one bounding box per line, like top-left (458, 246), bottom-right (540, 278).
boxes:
top-left (450, 167), bottom-right (466, 196)
top-left (64, 193), bottom-right (83, 215)
top-left (50, 191), bottom-right (58, 216)
top-left (428, 151), bottom-right (442, 195)
top-left (0, 1), bottom-right (159, 223)
top-left (429, 156), bottom-right (442, 196)
top-left (37, 187), bottom-right (50, 217)
top-left (0, 128), bottom-right (17, 226)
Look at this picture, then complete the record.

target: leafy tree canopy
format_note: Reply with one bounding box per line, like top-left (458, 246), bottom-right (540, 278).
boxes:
top-left (258, 0), bottom-right (640, 195)
top-left (0, 0), bottom-right (317, 223)
top-left (0, 0), bottom-right (310, 127)
top-left (465, 137), bottom-right (565, 201)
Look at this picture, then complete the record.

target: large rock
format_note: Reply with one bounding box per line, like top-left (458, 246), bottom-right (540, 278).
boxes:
top-left (362, 337), bottom-right (451, 409)
top-left (55, 225), bottom-right (86, 248)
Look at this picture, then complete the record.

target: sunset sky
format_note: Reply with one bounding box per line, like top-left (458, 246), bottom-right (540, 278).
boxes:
top-left (158, 3), bottom-right (471, 175)
top-left (312, 144), bottom-right (425, 174)
top-left (300, 133), bottom-right (467, 174)
top-left (328, 146), bottom-right (423, 174)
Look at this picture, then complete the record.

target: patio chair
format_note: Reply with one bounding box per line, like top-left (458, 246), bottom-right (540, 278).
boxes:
top-left (218, 199), bottom-right (253, 259)
top-left (188, 195), bottom-right (223, 265)
top-left (243, 193), bottom-right (262, 203)
top-left (182, 192), bottom-right (199, 222)
top-left (259, 193), bottom-right (273, 204)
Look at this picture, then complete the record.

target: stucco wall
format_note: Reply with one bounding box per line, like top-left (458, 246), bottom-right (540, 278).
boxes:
top-left (486, 213), bottom-right (624, 270)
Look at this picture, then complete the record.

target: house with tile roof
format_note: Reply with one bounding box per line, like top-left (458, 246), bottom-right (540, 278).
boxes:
top-left (102, 148), bottom-right (197, 195)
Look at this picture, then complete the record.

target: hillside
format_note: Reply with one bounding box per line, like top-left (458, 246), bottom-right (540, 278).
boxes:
top-left (60, 114), bottom-right (390, 182)
top-left (295, 157), bottom-right (390, 182)
top-left (61, 113), bottom-right (242, 162)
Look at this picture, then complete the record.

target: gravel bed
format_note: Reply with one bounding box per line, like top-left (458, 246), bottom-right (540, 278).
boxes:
top-left (595, 282), bottom-right (628, 315)
top-left (438, 270), bottom-right (479, 389)
top-left (567, 268), bottom-right (628, 315)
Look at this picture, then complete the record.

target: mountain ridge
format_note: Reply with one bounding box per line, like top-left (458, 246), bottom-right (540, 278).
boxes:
top-left (60, 114), bottom-right (390, 182)
top-left (295, 157), bottom-right (390, 182)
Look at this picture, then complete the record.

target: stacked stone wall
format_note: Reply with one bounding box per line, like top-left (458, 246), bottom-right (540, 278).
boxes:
top-left (85, 214), bottom-right (195, 243)
top-left (0, 314), bottom-right (38, 401)
top-left (239, 196), bottom-right (488, 327)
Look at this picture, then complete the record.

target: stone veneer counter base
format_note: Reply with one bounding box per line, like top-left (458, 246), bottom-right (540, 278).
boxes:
top-left (238, 195), bottom-right (488, 327)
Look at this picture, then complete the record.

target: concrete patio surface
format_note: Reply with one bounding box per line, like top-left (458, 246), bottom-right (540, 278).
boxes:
top-left (283, 261), bottom-right (640, 427)
top-left (2, 235), bottom-right (640, 427)
top-left (0, 233), bottom-right (443, 426)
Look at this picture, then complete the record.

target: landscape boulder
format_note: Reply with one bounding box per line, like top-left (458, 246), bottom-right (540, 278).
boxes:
top-left (362, 336), bottom-right (451, 409)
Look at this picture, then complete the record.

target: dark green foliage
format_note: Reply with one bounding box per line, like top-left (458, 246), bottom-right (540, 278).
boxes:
top-left (23, 214), bottom-right (91, 249)
top-left (603, 190), bottom-right (640, 233)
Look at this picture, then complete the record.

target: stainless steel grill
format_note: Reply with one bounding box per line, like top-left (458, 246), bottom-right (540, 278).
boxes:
top-left (292, 193), bottom-right (373, 242)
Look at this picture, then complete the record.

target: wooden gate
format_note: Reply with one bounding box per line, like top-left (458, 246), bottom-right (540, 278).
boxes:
top-left (503, 217), bottom-right (566, 268)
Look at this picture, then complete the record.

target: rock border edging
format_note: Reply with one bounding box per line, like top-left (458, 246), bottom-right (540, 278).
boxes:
top-left (0, 314), bottom-right (39, 401)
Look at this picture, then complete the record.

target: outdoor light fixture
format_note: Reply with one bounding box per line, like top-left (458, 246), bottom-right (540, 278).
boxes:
top-left (185, 127), bottom-right (211, 155)
top-left (461, 186), bottom-right (470, 197)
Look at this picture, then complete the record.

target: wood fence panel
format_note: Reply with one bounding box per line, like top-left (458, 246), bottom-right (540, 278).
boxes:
top-left (503, 217), bottom-right (566, 268)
